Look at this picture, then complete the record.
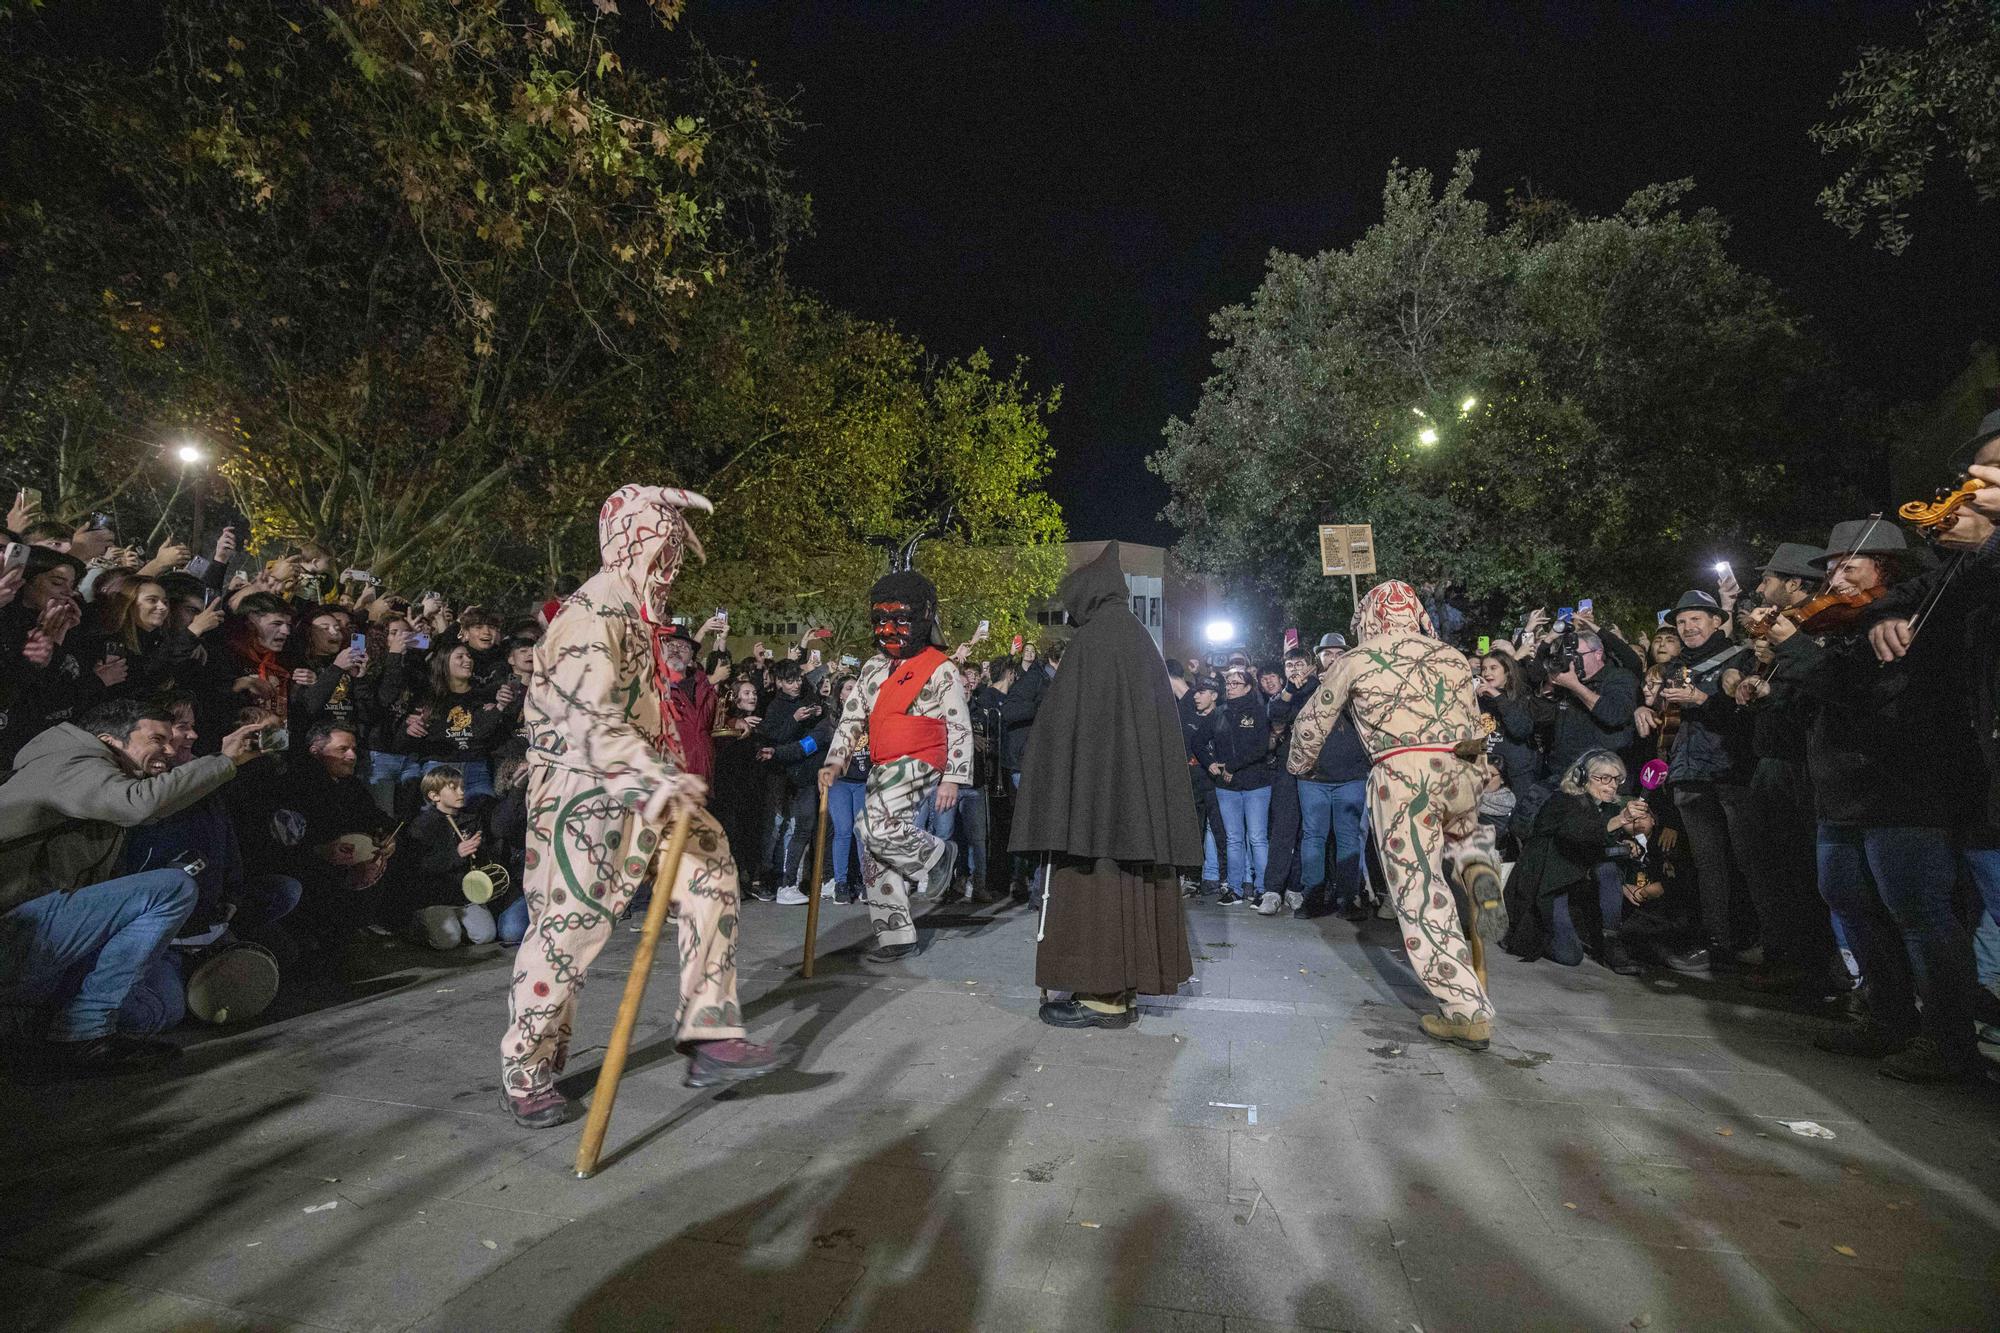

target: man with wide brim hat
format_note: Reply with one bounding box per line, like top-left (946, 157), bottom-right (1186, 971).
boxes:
top-left (1756, 511), bottom-right (1987, 1082)
top-left (1730, 541), bottom-right (1841, 998)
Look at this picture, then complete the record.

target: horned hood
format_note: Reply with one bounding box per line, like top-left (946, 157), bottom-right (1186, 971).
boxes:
top-left (596, 485), bottom-right (712, 617)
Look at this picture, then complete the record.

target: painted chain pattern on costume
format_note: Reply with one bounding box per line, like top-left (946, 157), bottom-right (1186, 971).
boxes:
top-left (1287, 579), bottom-right (1496, 1022)
top-left (1370, 751), bottom-right (1494, 1021)
top-left (501, 484), bottom-right (744, 1097)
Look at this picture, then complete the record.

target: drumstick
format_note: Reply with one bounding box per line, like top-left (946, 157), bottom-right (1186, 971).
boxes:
top-left (574, 804), bottom-right (695, 1179)
top-left (801, 785), bottom-right (829, 978)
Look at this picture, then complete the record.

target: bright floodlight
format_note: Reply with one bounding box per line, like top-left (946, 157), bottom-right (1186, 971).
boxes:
top-left (1418, 427), bottom-right (1440, 446)
top-left (1203, 619), bottom-right (1236, 645)
top-left (176, 443), bottom-right (205, 464)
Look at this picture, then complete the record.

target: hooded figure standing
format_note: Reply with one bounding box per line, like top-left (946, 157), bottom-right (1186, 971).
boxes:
top-left (1011, 544), bottom-right (1201, 1028)
top-left (1287, 579), bottom-right (1503, 1051)
top-left (499, 486), bottom-right (781, 1128)
top-left (818, 568), bottom-right (973, 965)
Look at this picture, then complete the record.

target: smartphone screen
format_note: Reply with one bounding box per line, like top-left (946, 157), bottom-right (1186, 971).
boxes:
top-left (1477, 635), bottom-right (1491, 654)
top-left (976, 619), bottom-right (989, 636)
top-left (1557, 606), bottom-right (1574, 624)
top-left (2, 542), bottom-right (25, 574)
top-left (410, 632), bottom-right (431, 650)
top-left (350, 633), bottom-right (368, 657)
top-left (1578, 598), bottom-right (1594, 614)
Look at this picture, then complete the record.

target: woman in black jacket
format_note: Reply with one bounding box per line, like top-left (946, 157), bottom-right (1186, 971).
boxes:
top-left (407, 643), bottom-right (511, 798)
top-left (1475, 651), bottom-right (1543, 802)
top-left (1502, 749), bottom-right (1656, 973)
top-left (1207, 665), bottom-right (1275, 905)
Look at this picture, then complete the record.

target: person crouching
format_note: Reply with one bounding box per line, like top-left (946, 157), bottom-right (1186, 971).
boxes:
top-left (386, 766), bottom-right (499, 950)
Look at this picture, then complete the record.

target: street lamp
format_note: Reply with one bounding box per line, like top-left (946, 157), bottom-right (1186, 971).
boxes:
top-left (1459, 395), bottom-right (1477, 416)
top-left (176, 443), bottom-right (206, 465)
top-left (148, 437), bottom-right (211, 547)
top-left (1417, 427), bottom-right (1439, 446)
top-left (1203, 618), bottom-right (1236, 646)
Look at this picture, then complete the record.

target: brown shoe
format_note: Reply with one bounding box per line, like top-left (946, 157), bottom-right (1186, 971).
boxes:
top-left (1419, 1012), bottom-right (1492, 1052)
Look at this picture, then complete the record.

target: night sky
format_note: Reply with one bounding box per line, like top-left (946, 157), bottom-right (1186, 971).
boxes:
top-left (693, 2), bottom-right (1997, 544)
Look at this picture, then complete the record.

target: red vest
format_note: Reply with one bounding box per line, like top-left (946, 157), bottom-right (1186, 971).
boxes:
top-left (868, 648), bottom-right (948, 771)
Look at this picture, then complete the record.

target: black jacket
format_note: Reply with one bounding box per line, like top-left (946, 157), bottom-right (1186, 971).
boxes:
top-left (1009, 543), bottom-right (1203, 866)
top-left (1310, 710), bottom-right (1373, 785)
top-left (758, 696), bottom-right (836, 787)
top-left (1772, 607), bottom-right (1980, 829)
top-left (1547, 663), bottom-right (1639, 775)
top-left (1503, 791), bottom-right (1628, 960)
top-left (1208, 691), bottom-right (1276, 792)
top-left (996, 667), bottom-right (1044, 773)
top-left (1667, 636), bottom-right (1754, 784)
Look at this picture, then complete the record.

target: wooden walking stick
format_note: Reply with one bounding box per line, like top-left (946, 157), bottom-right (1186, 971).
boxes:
top-left (573, 804), bottom-right (696, 1180)
top-left (800, 784), bottom-right (830, 978)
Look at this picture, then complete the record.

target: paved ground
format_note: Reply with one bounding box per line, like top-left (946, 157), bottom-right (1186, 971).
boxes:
top-left (6, 890), bottom-right (2000, 1333)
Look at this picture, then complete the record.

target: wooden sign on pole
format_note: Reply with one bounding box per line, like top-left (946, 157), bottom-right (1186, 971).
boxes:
top-left (1318, 523), bottom-right (1376, 610)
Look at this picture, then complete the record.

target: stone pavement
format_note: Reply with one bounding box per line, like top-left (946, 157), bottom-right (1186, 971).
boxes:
top-left (6, 891), bottom-right (2000, 1333)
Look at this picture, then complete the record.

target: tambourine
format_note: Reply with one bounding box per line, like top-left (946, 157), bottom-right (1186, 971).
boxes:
top-left (461, 863), bottom-right (511, 904)
top-left (183, 941), bottom-right (280, 1025)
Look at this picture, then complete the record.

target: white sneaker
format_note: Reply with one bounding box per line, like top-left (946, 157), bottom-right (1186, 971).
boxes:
top-left (1375, 897), bottom-right (1395, 921)
top-left (775, 886), bottom-right (810, 906)
top-left (1284, 890), bottom-right (1305, 912)
top-left (819, 879), bottom-right (838, 900)
top-left (1256, 891), bottom-right (1282, 916)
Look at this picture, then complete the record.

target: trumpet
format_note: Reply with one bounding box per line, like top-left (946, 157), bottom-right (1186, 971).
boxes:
top-left (444, 813), bottom-right (511, 904)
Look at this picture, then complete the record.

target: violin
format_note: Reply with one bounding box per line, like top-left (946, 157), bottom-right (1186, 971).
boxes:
top-left (1744, 586), bottom-right (1886, 638)
top-left (1899, 477), bottom-right (1987, 531)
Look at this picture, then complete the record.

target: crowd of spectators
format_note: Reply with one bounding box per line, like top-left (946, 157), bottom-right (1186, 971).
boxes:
top-left (0, 488), bottom-right (1064, 1077)
top-left (11, 423), bottom-right (2000, 1090)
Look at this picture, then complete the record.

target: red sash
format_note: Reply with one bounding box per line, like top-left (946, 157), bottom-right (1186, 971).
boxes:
top-left (868, 648), bottom-right (948, 770)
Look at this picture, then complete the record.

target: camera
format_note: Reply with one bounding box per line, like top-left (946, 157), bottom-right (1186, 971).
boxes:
top-left (1535, 622), bottom-right (1583, 677)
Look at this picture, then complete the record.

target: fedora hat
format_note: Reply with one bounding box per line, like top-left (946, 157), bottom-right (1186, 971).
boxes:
top-left (1810, 518), bottom-right (1910, 567)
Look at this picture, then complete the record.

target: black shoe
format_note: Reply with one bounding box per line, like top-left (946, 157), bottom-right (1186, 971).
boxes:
top-left (1038, 999), bottom-right (1138, 1030)
top-left (1815, 1018), bottom-right (1914, 1059)
top-left (862, 941), bottom-right (921, 967)
top-left (924, 842), bottom-right (959, 899)
top-left (1185, 878), bottom-right (1217, 900)
top-left (1216, 889), bottom-right (1242, 906)
top-left (44, 1034), bottom-right (181, 1077)
top-left (1601, 933), bottom-right (1643, 977)
top-left (1973, 989), bottom-right (2000, 1028)
top-left (744, 883), bottom-right (778, 903)
top-left (1340, 901), bottom-right (1372, 923)
top-left (1292, 889), bottom-right (1336, 920)
top-left (1664, 945), bottom-right (1713, 974)
top-left (1879, 1035), bottom-right (1976, 1085)
top-left (970, 882), bottom-right (1007, 905)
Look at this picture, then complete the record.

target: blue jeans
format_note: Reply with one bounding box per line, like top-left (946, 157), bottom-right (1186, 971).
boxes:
top-left (0, 869), bottom-right (198, 1041)
top-left (367, 751), bottom-right (423, 815)
top-left (422, 757), bottom-right (493, 800)
top-left (1297, 777), bottom-right (1368, 906)
top-left (1216, 784), bottom-right (1272, 893)
top-left (1817, 823), bottom-right (1976, 1050)
top-left (950, 787), bottom-right (988, 888)
top-left (1956, 846), bottom-right (2000, 990)
top-left (1547, 861), bottom-right (1626, 965)
top-left (828, 778), bottom-right (866, 888)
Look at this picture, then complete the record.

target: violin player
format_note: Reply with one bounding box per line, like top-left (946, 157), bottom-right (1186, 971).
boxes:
top-left (1757, 515), bottom-right (1985, 1083)
top-left (1869, 406), bottom-right (2000, 1052)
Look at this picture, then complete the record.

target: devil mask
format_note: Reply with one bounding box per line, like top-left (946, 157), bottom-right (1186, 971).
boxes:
top-left (868, 570), bottom-right (938, 660)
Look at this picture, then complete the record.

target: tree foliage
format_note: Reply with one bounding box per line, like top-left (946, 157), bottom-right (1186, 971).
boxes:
top-left (0, 0), bottom-right (799, 573)
top-left (1812, 0), bottom-right (2000, 254)
top-left (1152, 152), bottom-right (1869, 639)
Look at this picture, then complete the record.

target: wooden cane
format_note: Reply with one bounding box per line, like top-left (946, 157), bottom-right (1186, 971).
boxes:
top-left (800, 784), bottom-right (830, 978)
top-left (573, 804), bottom-right (696, 1180)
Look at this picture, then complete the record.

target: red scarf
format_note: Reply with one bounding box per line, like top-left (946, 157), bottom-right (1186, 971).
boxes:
top-left (639, 607), bottom-right (692, 772)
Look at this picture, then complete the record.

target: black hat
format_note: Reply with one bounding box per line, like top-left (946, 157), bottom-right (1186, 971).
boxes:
top-left (1810, 518), bottom-right (1910, 567)
top-left (1758, 542), bottom-right (1824, 581)
top-left (1671, 589), bottom-right (1726, 618)
top-left (1191, 676), bottom-right (1220, 696)
top-left (1960, 406), bottom-right (2000, 458)
top-left (1316, 631), bottom-right (1348, 651)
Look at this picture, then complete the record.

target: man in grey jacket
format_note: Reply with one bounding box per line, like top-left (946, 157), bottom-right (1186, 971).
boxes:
top-left (0, 698), bottom-right (262, 1074)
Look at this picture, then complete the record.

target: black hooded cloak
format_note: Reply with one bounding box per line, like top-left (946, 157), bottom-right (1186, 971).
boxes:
top-left (1011, 544), bottom-right (1198, 998)
top-left (1010, 544), bottom-right (1203, 865)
